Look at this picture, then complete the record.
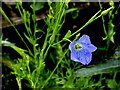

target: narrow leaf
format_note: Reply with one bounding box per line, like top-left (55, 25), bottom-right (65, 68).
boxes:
top-left (64, 30), bottom-right (71, 38)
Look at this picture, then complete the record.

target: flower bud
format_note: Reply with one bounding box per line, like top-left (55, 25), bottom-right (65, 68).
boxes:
top-left (109, 1), bottom-right (114, 6)
top-left (101, 6), bottom-right (114, 16)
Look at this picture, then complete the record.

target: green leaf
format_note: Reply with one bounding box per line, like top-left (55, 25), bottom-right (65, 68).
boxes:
top-left (35, 29), bottom-right (45, 34)
top-left (10, 46), bottom-right (27, 57)
top-left (49, 35), bottom-right (55, 44)
top-left (2, 43), bottom-right (15, 47)
top-left (107, 79), bottom-right (119, 88)
top-left (113, 46), bottom-right (120, 59)
top-left (75, 46), bottom-right (120, 77)
top-left (74, 59), bottom-right (120, 77)
top-left (71, 9), bottom-right (79, 19)
top-left (108, 23), bottom-right (115, 43)
top-left (24, 33), bottom-right (34, 45)
top-left (65, 8), bottom-right (78, 14)
top-left (64, 30), bottom-right (71, 38)
top-left (30, 2), bottom-right (45, 11)
top-left (1, 57), bottom-right (15, 69)
top-left (0, 34), bottom-right (3, 45)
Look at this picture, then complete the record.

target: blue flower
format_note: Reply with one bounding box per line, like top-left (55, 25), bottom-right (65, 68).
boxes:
top-left (69, 35), bottom-right (97, 65)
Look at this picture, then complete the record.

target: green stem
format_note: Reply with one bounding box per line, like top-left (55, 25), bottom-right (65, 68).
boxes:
top-left (113, 72), bottom-right (117, 81)
top-left (38, 33), bottom-right (49, 69)
top-left (43, 45), bottom-right (51, 59)
top-left (16, 77), bottom-right (22, 89)
top-left (50, 2), bottom-right (65, 43)
top-left (92, 14), bottom-right (101, 22)
top-left (41, 49), bottom-right (69, 88)
top-left (32, 1), bottom-right (38, 64)
top-left (17, 2), bottom-right (31, 37)
top-left (99, 1), bottom-right (107, 37)
top-left (63, 38), bottom-right (72, 42)
top-left (70, 10), bottom-right (101, 37)
top-left (0, 7), bottom-right (32, 55)
top-left (51, 39), bottom-right (64, 46)
top-left (51, 10), bottom-right (101, 48)
top-left (41, 32), bottom-right (49, 57)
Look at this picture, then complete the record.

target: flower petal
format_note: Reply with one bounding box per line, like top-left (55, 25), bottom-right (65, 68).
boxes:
top-left (78, 35), bottom-right (91, 44)
top-left (82, 43), bottom-right (97, 52)
top-left (70, 51), bottom-right (79, 62)
top-left (84, 53), bottom-right (92, 65)
top-left (69, 41), bottom-right (77, 51)
top-left (76, 50), bottom-right (92, 65)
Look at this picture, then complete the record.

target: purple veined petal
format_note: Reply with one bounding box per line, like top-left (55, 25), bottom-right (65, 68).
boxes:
top-left (78, 34), bottom-right (91, 44)
top-left (76, 50), bottom-right (92, 65)
top-left (82, 43), bottom-right (97, 52)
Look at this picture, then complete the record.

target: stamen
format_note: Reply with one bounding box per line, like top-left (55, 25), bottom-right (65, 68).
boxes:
top-left (74, 43), bottom-right (83, 50)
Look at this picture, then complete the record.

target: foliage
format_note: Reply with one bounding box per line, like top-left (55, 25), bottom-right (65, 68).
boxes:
top-left (1, 1), bottom-right (120, 89)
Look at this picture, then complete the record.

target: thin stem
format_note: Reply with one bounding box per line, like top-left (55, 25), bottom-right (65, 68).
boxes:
top-left (32, 1), bottom-right (38, 64)
top-left (41, 49), bottom-right (69, 88)
top-left (64, 38), bottom-right (72, 43)
top-left (0, 7), bottom-right (32, 55)
top-left (50, 2), bottom-right (64, 43)
top-left (51, 39), bottom-right (64, 46)
top-left (16, 77), bottom-right (21, 89)
top-left (113, 72), bottom-right (117, 81)
top-left (91, 14), bottom-right (101, 22)
top-left (41, 32), bottom-right (49, 57)
top-left (70, 10), bottom-right (101, 37)
top-left (17, 2), bottom-right (31, 37)
top-left (51, 10), bottom-right (102, 49)
top-left (43, 45), bottom-right (51, 59)
top-left (99, 1), bottom-right (107, 37)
